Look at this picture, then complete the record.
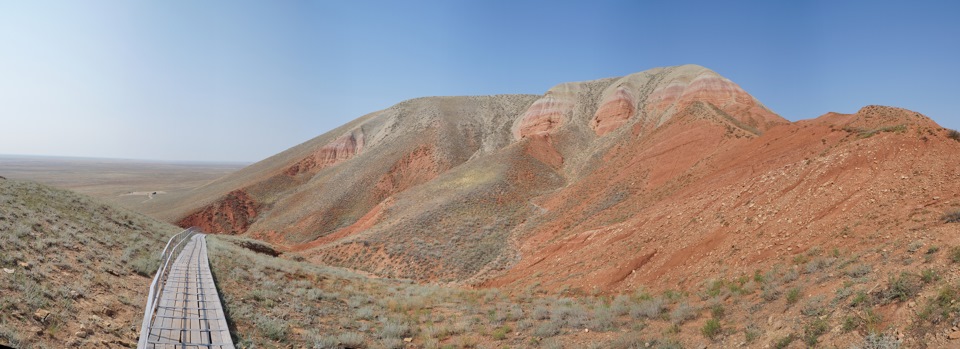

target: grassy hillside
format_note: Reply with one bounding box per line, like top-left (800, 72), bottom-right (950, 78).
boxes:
top-left (207, 232), bottom-right (960, 348)
top-left (3, 174), bottom-right (958, 347)
top-left (0, 179), bottom-right (180, 348)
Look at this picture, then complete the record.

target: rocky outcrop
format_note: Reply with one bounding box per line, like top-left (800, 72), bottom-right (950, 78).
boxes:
top-left (178, 189), bottom-right (259, 234)
top-left (374, 145), bottom-right (442, 200)
top-left (592, 86), bottom-right (636, 136)
top-left (646, 67), bottom-right (784, 132)
top-left (523, 134), bottom-right (564, 169)
top-left (285, 131), bottom-right (365, 176)
top-left (513, 86), bottom-right (577, 139)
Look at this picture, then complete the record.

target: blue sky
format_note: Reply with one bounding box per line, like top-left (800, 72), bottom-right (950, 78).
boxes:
top-left (1, 1), bottom-right (957, 162)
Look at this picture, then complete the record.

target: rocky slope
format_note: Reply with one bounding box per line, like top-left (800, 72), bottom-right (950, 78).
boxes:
top-left (145, 64), bottom-right (959, 291)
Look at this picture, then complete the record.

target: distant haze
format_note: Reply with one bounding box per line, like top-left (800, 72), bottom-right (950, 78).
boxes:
top-left (1, 1), bottom-right (958, 162)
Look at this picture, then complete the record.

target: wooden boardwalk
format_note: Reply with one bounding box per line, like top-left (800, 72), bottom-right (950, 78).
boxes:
top-left (141, 234), bottom-right (234, 348)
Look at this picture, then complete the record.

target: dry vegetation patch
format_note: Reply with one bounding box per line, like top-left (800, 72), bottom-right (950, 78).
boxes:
top-left (0, 179), bottom-right (180, 348)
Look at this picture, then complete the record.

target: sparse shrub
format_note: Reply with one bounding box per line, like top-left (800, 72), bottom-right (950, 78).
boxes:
top-left (834, 286), bottom-right (853, 303)
top-left (921, 268), bottom-right (940, 283)
top-left (508, 303), bottom-right (524, 320)
top-left (792, 254), bottom-right (809, 265)
top-left (710, 303), bottom-right (725, 319)
top-left (347, 294), bottom-right (368, 308)
top-left (786, 287), bottom-right (802, 306)
top-left (608, 332), bottom-right (645, 349)
top-left (863, 308), bottom-right (883, 332)
top-left (632, 297), bottom-right (666, 319)
top-left (853, 332), bottom-right (901, 349)
top-left (773, 334), bottom-right (795, 349)
top-left (610, 295), bottom-right (631, 316)
top-left (783, 268), bottom-right (799, 283)
top-left (669, 302), bottom-right (698, 324)
top-left (312, 335), bottom-right (340, 349)
top-left (803, 319), bottom-right (828, 346)
top-left (801, 295), bottom-right (825, 317)
top-left (761, 283), bottom-right (781, 302)
top-left (305, 288), bottom-right (335, 301)
top-left (843, 308), bottom-right (884, 333)
top-left (130, 255), bottom-right (160, 277)
top-left (883, 272), bottom-right (922, 302)
top-left (848, 124), bottom-right (907, 138)
top-left (532, 305), bottom-right (551, 320)
top-left (804, 258), bottom-right (829, 274)
top-left (255, 315), bottom-right (288, 341)
top-left (380, 337), bottom-right (404, 349)
top-left (533, 321), bottom-right (561, 337)
top-left (492, 325), bottom-right (511, 340)
top-left (847, 264), bottom-right (872, 278)
top-left (701, 318), bottom-right (722, 340)
top-left (379, 319), bottom-right (410, 339)
top-left (918, 285), bottom-right (959, 323)
top-left (337, 332), bottom-right (367, 348)
top-left (589, 307), bottom-right (615, 332)
top-left (744, 325), bottom-right (761, 343)
top-left (851, 291), bottom-right (869, 307)
top-left (704, 278), bottom-right (728, 298)
top-left (422, 325), bottom-right (446, 339)
top-left (515, 319), bottom-right (534, 332)
top-left (355, 305), bottom-right (376, 320)
top-left (842, 316), bottom-right (859, 332)
top-left (947, 129), bottom-right (960, 142)
top-left (950, 246), bottom-right (960, 263)
top-left (907, 240), bottom-right (924, 253)
top-left (540, 338), bottom-right (562, 349)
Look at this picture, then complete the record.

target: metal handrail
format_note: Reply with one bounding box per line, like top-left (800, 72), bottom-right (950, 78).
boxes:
top-left (136, 227), bottom-right (199, 348)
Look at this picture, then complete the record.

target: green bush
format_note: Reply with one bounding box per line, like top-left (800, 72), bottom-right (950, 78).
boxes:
top-left (701, 318), bottom-right (722, 340)
top-left (492, 325), bottom-right (511, 340)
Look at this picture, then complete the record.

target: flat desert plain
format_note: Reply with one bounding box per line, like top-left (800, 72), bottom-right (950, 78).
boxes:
top-left (0, 154), bottom-right (244, 209)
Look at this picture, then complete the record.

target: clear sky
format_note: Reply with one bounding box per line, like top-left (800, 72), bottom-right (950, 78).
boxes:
top-left (1, 1), bottom-right (957, 162)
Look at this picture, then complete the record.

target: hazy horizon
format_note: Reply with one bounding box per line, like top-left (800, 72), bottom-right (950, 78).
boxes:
top-left (0, 152), bottom-right (251, 165)
top-left (2, 1), bottom-right (958, 162)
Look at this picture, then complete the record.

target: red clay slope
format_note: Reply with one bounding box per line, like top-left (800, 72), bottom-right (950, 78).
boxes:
top-left (484, 105), bottom-right (960, 293)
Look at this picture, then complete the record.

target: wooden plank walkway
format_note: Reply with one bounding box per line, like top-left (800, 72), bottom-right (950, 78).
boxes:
top-left (142, 234), bottom-right (234, 349)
